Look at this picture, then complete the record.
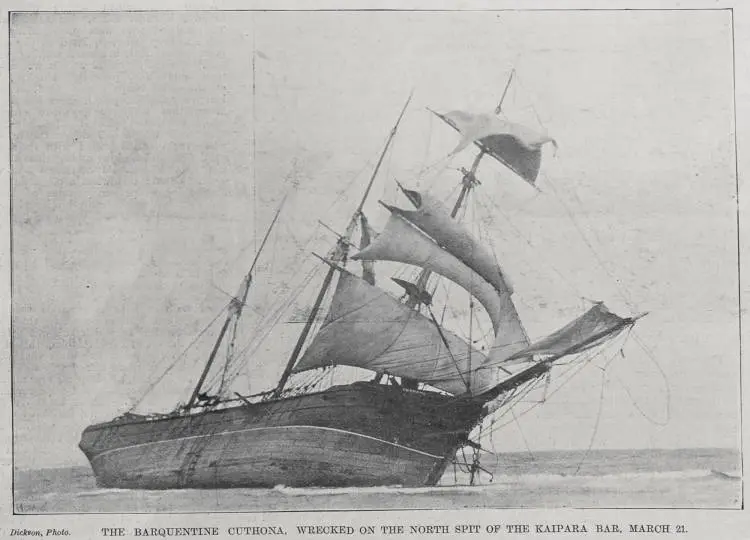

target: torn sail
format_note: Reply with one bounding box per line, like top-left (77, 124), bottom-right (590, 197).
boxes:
top-left (441, 110), bottom-right (557, 185)
top-left (293, 272), bottom-right (490, 396)
top-left (492, 303), bottom-right (632, 366)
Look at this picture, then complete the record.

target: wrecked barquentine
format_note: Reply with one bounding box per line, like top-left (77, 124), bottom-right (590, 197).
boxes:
top-left (78, 73), bottom-right (642, 490)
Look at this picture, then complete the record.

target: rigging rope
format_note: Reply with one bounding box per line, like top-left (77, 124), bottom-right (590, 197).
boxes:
top-left (510, 407), bottom-right (536, 460)
top-left (426, 305), bottom-right (468, 391)
top-left (206, 262), bottom-right (322, 393)
top-left (617, 331), bottom-right (671, 426)
top-left (513, 69), bottom-right (546, 129)
top-left (480, 329), bottom-right (637, 479)
top-left (324, 130), bottom-right (396, 218)
top-left (482, 327), bottom-right (633, 437)
top-left (128, 298), bottom-right (235, 411)
top-left (414, 154), bottom-right (453, 181)
top-left (416, 111), bottom-right (435, 188)
top-left (573, 348), bottom-right (619, 475)
top-left (543, 172), bottom-right (637, 312)
top-left (202, 207), bottom-right (334, 394)
top-left (474, 189), bottom-right (584, 303)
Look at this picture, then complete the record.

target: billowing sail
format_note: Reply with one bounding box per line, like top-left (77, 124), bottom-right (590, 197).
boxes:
top-left (442, 110), bottom-right (557, 185)
top-left (493, 303), bottom-right (632, 366)
top-left (354, 213), bottom-right (508, 333)
top-left (293, 272), bottom-right (491, 396)
top-left (388, 187), bottom-right (513, 295)
top-left (353, 211), bottom-right (529, 366)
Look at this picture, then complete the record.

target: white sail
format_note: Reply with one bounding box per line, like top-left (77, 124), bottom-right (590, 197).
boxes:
top-left (389, 188), bottom-right (513, 295)
top-left (352, 212), bottom-right (530, 366)
top-left (353, 214), bottom-right (509, 328)
top-left (439, 110), bottom-right (556, 185)
top-left (445, 111), bottom-right (557, 154)
top-left (497, 303), bottom-right (631, 365)
top-left (293, 272), bottom-right (490, 396)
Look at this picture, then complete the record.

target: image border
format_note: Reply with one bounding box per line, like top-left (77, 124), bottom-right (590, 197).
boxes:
top-left (7, 5), bottom-right (744, 516)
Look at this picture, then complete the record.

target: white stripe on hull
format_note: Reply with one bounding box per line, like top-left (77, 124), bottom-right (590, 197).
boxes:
top-left (90, 425), bottom-right (444, 489)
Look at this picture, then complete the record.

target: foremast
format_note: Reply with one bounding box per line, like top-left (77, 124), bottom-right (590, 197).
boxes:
top-left (272, 93), bottom-right (414, 397)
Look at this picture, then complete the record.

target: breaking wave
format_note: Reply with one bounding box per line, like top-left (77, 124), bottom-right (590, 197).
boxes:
top-left (272, 484), bottom-right (480, 497)
top-left (709, 470), bottom-right (742, 481)
top-left (271, 469), bottom-right (740, 497)
top-left (73, 488), bottom-right (133, 498)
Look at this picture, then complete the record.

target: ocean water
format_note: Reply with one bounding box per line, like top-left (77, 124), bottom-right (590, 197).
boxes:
top-left (14, 448), bottom-right (741, 513)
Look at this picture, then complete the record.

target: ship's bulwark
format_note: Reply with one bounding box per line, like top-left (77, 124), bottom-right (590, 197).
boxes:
top-left (79, 382), bottom-right (485, 489)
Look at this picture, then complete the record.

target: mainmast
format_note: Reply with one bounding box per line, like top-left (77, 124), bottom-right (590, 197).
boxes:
top-left (404, 71), bottom-right (516, 391)
top-left (272, 93), bottom-right (413, 397)
top-left (186, 199), bottom-right (285, 408)
top-left (409, 69), bottom-right (515, 305)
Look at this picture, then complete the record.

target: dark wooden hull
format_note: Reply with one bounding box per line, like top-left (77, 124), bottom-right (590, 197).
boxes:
top-left (79, 382), bottom-right (485, 489)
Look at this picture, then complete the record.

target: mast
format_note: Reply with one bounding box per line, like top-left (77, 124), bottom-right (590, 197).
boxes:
top-left (495, 68), bottom-right (514, 115)
top-left (399, 71), bottom-right (516, 390)
top-left (187, 199), bottom-right (286, 408)
top-left (271, 261), bottom-right (338, 398)
top-left (219, 273), bottom-right (252, 392)
top-left (272, 93), bottom-right (413, 398)
top-left (187, 318), bottom-right (233, 408)
top-left (346, 90), bottom-right (414, 237)
top-left (408, 71), bottom-right (515, 307)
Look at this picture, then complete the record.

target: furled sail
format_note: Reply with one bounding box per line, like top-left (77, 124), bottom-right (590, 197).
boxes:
top-left (442, 110), bottom-right (557, 185)
top-left (391, 277), bottom-right (433, 306)
top-left (359, 212), bottom-right (376, 285)
top-left (293, 271), bottom-right (491, 395)
top-left (353, 211), bottom-right (529, 366)
top-left (388, 187), bottom-right (513, 295)
top-left (491, 303), bottom-right (632, 366)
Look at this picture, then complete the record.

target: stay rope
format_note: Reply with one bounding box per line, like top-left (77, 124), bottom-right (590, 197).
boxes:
top-left (128, 298), bottom-right (235, 411)
top-left (543, 172), bottom-right (637, 312)
top-left (573, 345), bottom-right (620, 475)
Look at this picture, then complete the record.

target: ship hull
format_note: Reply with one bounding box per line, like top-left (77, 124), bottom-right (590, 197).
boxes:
top-left (79, 382), bottom-right (485, 489)
top-left (88, 425), bottom-right (443, 489)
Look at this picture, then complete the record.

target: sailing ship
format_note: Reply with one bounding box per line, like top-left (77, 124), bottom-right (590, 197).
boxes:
top-left (79, 73), bottom-right (643, 489)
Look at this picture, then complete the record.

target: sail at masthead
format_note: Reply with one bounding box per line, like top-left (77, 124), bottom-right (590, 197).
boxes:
top-left (441, 110), bottom-right (557, 186)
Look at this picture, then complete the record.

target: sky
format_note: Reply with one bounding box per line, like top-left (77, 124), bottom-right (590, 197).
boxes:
top-left (9, 10), bottom-right (739, 469)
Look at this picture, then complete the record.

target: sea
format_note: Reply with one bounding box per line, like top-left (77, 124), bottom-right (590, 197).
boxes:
top-left (14, 448), bottom-right (741, 513)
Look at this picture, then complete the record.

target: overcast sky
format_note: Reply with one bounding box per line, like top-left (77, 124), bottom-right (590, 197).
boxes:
top-left (10, 10), bottom-right (739, 469)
